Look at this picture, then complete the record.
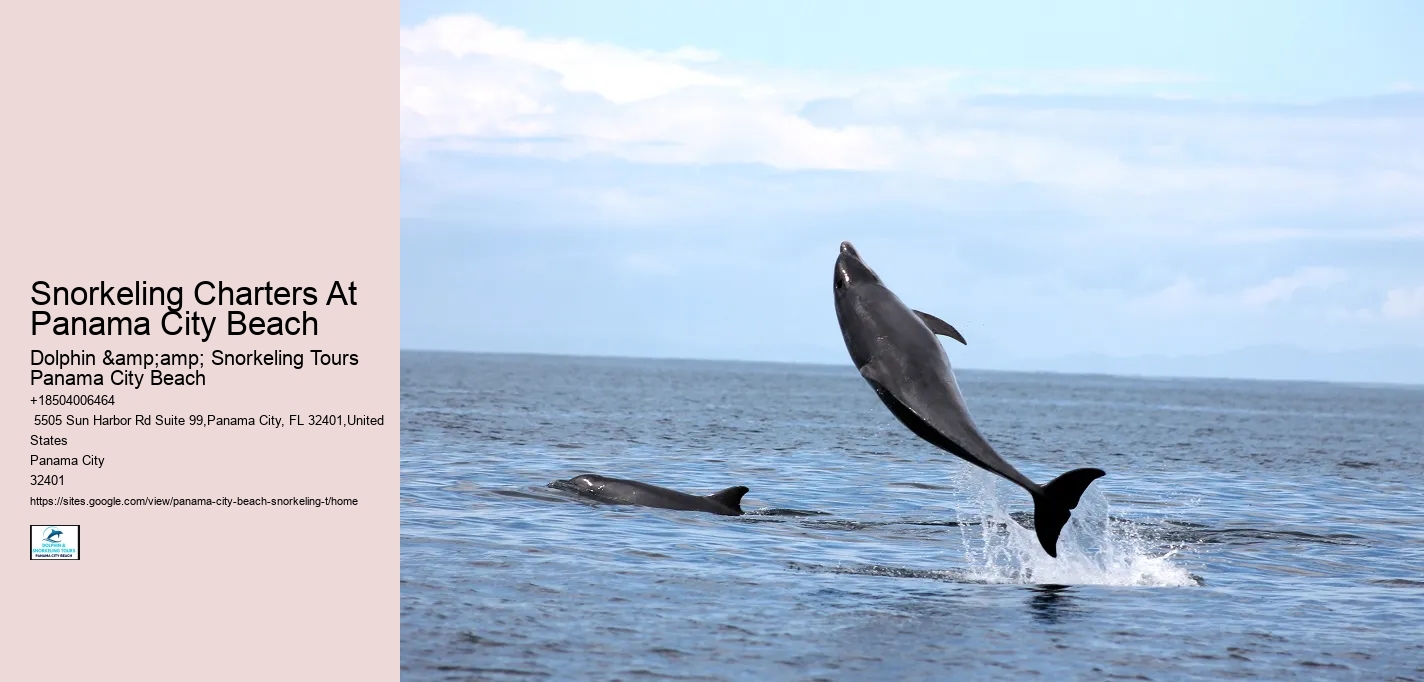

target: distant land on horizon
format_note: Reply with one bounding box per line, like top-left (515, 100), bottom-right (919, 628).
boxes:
top-left (400, 344), bottom-right (1424, 388)
top-left (1000, 344), bottom-right (1424, 387)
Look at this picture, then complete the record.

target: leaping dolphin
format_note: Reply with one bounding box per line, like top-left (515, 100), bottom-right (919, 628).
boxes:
top-left (832, 241), bottom-right (1104, 557)
top-left (549, 474), bottom-right (749, 516)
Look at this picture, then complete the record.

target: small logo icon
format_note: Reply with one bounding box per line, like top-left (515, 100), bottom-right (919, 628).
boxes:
top-left (31, 525), bottom-right (80, 560)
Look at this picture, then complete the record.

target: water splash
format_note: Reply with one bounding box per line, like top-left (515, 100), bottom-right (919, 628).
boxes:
top-left (951, 468), bottom-right (1199, 587)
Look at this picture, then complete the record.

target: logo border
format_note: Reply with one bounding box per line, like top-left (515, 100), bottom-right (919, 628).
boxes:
top-left (30, 524), bottom-right (81, 561)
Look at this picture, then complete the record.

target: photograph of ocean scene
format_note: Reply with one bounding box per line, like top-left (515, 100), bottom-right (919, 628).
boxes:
top-left (401, 2), bottom-right (1424, 679)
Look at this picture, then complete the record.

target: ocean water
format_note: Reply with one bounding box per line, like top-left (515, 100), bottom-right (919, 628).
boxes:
top-left (400, 351), bottom-right (1424, 680)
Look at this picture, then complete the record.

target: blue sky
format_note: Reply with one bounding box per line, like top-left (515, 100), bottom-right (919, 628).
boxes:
top-left (400, 2), bottom-right (1424, 383)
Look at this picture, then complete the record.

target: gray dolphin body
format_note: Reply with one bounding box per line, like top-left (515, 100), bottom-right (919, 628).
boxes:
top-left (549, 474), bottom-right (748, 516)
top-left (833, 241), bottom-right (1104, 557)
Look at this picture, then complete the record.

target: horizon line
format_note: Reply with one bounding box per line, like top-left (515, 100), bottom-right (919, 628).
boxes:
top-left (398, 347), bottom-right (1424, 390)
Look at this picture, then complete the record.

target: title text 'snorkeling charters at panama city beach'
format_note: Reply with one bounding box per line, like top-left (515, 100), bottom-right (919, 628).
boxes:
top-left (28, 279), bottom-right (360, 342)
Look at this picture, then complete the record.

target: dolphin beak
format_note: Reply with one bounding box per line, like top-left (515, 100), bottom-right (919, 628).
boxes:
top-left (835, 242), bottom-right (861, 288)
top-left (834, 240), bottom-right (881, 289)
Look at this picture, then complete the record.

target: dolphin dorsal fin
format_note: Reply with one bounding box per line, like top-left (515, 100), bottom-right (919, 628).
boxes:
top-left (707, 486), bottom-right (748, 512)
top-left (913, 310), bottom-right (967, 345)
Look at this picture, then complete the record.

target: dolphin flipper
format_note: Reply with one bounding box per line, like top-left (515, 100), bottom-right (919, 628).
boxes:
top-left (858, 362), bottom-right (887, 384)
top-left (913, 310), bottom-right (967, 345)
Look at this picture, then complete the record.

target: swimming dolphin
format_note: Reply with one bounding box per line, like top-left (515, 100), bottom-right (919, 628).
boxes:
top-left (549, 474), bottom-right (748, 516)
top-left (44, 528), bottom-right (63, 541)
top-left (833, 241), bottom-right (1104, 557)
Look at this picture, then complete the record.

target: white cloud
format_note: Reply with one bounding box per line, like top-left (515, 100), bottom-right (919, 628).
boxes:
top-left (1382, 285), bottom-right (1424, 319)
top-left (1128, 267), bottom-right (1349, 316)
top-left (399, 13), bottom-right (1424, 231)
top-left (1240, 267), bottom-right (1347, 307)
top-left (399, 15), bottom-right (899, 172)
top-left (1129, 277), bottom-right (1202, 314)
top-left (401, 15), bottom-right (739, 104)
top-left (1208, 224), bottom-right (1424, 244)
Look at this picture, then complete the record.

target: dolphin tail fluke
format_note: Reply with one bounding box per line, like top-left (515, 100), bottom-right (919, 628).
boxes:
top-left (1031, 468), bottom-right (1106, 558)
top-left (708, 486), bottom-right (749, 514)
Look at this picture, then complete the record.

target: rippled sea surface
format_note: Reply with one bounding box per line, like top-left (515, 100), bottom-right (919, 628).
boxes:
top-left (401, 351), bottom-right (1424, 680)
